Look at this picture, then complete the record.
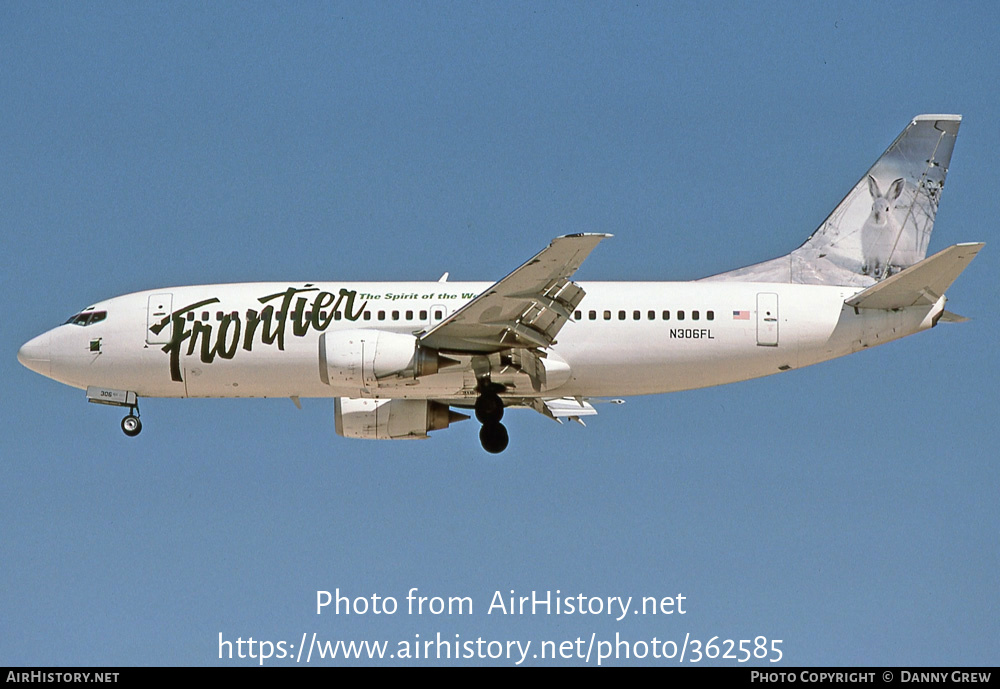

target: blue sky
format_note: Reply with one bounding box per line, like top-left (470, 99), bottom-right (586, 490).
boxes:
top-left (2, 2), bottom-right (998, 666)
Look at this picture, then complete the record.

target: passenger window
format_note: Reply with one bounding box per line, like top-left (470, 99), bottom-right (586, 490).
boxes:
top-left (618, 310), bottom-right (626, 320)
top-left (378, 311), bottom-right (386, 321)
top-left (334, 311), bottom-right (342, 321)
top-left (633, 310), bottom-right (640, 320)
top-left (692, 310), bottom-right (700, 320)
top-left (707, 310), bottom-right (714, 321)
top-left (201, 312), bottom-right (209, 321)
top-left (574, 310), bottom-right (581, 320)
top-left (363, 311), bottom-right (371, 321)
top-left (392, 310), bottom-right (399, 321)
top-left (406, 310), bottom-right (413, 320)
top-left (662, 310), bottom-right (670, 320)
top-left (419, 310), bottom-right (428, 320)
top-left (589, 310), bottom-right (597, 320)
top-left (677, 310), bottom-right (685, 320)
top-left (434, 310), bottom-right (443, 320)
top-left (648, 310), bottom-right (655, 320)
top-left (604, 310), bottom-right (611, 321)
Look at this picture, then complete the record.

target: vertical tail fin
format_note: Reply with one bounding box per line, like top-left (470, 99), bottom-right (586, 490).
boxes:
top-left (705, 115), bottom-right (961, 287)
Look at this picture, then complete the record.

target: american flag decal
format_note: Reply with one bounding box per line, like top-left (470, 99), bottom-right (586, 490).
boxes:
top-left (733, 310), bottom-right (750, 320)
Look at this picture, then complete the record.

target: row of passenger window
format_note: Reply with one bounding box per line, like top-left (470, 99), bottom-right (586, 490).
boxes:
top-left (68, 305), bottom-right (715, 328)
top-left (357, 309), bottom-right (445, 322)
top-left (187, 309), bottom-right (447, 323)
top-left (574, 309), bottom-right (715, 322)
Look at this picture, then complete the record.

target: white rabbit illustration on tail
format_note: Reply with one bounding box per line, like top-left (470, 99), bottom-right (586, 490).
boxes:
top-left (862, 174), bottom-right (906, 277)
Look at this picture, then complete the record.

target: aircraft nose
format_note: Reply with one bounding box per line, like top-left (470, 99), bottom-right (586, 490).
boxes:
top-left (17, 331), bottom-right (51, 377)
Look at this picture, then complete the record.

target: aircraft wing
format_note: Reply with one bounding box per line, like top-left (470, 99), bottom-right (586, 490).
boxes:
top-left (418, 233), bottom-right (611, 352)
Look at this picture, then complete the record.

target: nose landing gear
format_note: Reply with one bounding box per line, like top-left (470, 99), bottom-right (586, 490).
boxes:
top-left (85, 387), bottom-right (143, 438)
top-left (121, 412), bottom-right (142, 437)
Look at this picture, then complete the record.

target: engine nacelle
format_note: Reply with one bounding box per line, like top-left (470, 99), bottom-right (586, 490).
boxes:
top-left (334, 398), bottom-right (468, 439)
top-left (321, 330), bottom-right (447, 390)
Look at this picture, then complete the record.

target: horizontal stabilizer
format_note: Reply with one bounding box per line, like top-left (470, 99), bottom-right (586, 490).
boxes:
top-left (937, 310), bottom-right (969, 323)
top-left (845, 242), bottom-right (983, 310)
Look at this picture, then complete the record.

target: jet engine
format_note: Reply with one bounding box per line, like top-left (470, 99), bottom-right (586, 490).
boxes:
top-left (334, 398), bottom-right (468, 439)
top-left (320, 330), bottom-right (455, 391)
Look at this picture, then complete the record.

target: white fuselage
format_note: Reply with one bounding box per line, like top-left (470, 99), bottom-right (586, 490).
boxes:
top-left (20, 280), bottom-right (938, 405)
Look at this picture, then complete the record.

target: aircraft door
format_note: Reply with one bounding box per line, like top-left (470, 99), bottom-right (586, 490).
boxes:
top-left (146, 293), bottom-right (173, 345)
top-left (756, 292), bottom-right (778, 347)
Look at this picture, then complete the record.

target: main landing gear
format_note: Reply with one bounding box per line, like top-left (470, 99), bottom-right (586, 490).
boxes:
top-left (475, 387), bottom-right (508, 454)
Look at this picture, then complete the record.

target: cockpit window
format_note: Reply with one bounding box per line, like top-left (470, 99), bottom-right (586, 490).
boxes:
top-left (64, 310), bottom-right (107, 326)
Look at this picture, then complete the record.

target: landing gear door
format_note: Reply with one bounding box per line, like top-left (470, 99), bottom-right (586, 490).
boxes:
top-left (756, 292), bottom-right (778, 347)
top-left (147, 293), bottom-right (173, 345)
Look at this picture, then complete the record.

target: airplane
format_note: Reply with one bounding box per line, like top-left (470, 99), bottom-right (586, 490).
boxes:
top-left (18, 114), bottom-right (982, 454)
